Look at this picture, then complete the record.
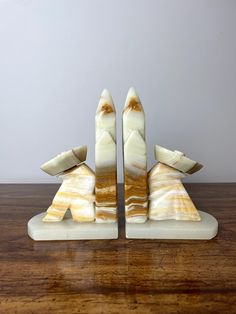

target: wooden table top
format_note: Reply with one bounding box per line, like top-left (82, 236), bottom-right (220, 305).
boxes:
top-left (0, 183), bottom-right (235, 313)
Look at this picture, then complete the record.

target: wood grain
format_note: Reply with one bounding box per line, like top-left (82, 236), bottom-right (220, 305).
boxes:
top-left (0, 183), bottom-right (235, 313)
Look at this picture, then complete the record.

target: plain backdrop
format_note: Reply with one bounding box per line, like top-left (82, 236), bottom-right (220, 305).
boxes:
top-left (0, 0), bottom-right (235, 183)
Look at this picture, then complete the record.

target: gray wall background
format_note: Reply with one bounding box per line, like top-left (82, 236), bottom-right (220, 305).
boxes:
top-left (0, 0), bottom-right (235, 183)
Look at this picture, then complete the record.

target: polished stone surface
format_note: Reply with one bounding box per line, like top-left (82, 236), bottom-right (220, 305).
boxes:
top-left (126, 210), bottom-right (218, 239)
top-left (123, 87), bottom-right (148, 223)
top-left (28, 212), bottom-right (118, 240)
top-left (95, 89), bottom-right (117, 222)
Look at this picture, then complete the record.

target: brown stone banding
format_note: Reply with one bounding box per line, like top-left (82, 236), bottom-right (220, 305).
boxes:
top-left (72, 216), bottom-right (95, 222)
top-left (125, 198), bottom-right (147, 206)
top-left (124, 173), bottom-right (148, 199)
top-left (50, 203), bottom-right (68, 210)
top-left (96, 195), bottom-right (116, 204)
top-left (96, 176), bottom-right (117, 187)
top-left (95, 167), bottom-right (116, 181)
top-left (95, 166), bottom-right (117, 206)
top-left (96, 211), bottom-right (117, 220)
top-left (124, 169), bottom-right (148, 219)
top-left (95, 165), bottom-right (117, 222)
top-left (124, 170), bottom-right (147, 182)
top-left (57, 191), bottom-right (94, 201)
top-left (95, 180), bottom-right (116, 189)
top-left (126, 208), bottom-right (148, 217)
top-left (126, 98), bottom-right (143, 112)
top-left (125, 186), bottom-right (148, 199)
top-left (46, 210), bottom-right (64, 217)
top-left (101, 103), bottom-right (114, 114)
top-left (95, 186), bottom-right (116, 194)
top-left (186, 162), bottom-right (203, 174)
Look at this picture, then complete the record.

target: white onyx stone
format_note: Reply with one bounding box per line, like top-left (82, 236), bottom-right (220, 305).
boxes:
top-left (95, 89), bottom-right (117, 223)
top-left (126, 211), bottom-right (218, 239)
top-left (123, 88), bottom-right (148, 223)
top-left (28, 212), bottom-right (118, 240)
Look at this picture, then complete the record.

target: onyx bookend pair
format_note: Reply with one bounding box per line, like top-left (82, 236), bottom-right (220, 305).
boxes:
top-left (28, 88), bottom-right (218, 241)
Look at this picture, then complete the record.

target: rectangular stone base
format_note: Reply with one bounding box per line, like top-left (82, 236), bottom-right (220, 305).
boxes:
top-left (28, 212), bottom-right (118, 241)
top-left (126, 211), bottom-right (218, 240)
